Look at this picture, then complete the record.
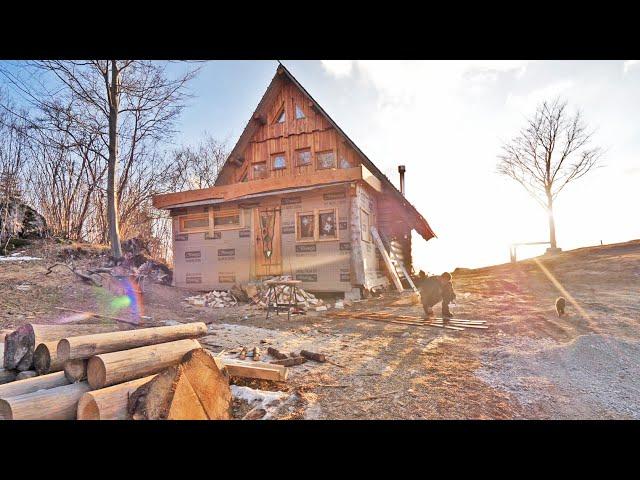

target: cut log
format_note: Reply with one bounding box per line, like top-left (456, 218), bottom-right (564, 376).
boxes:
top-left (57, 322), bottom-right (207, 362)
top-left (271, 356), bottom-right (306, 367)
top-left (0, 371), bottom-right (68, 398)
top-left (0, 382), bottom-right (90, 420)
top-left (300, 350), bottom-right (327, 363)
top-left (216, 358), bottom-right (288, 382)
top-left (64, 359), bottom-right (88, 383)
top-left (15, 370), bottom-right (37, 380)
top-left (77, 375), bottom-right (156, 420)
top-left (3, 323), bottom-right (124, 371)
top-left (0, 369), bottom-right (16, 385)
top-left (87, 339), bottom-right (202, 389)
top-left (34, 341), bottom-right (65, 375)
top-left (267, 347), bottom-right (288, 360)
top-left (128, 349), bottom-right (231, 420)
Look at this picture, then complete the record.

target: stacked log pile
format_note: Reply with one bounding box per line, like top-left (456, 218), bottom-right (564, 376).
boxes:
top-left (0, 320), bottom-right (289, 420)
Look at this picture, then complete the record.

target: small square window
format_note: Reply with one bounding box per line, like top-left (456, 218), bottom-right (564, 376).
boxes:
top-left (295, 105), bottom-right (305, 119)
top-left (318, 210), bottom-right (337, 239)
top-left (296, 149), bottom-right (312, 166)
top-left (317, 151), bottom-right (336, 170)
top-left (272, 154), bottom-right (286, 170)
top-left (297, 212), bottom-right (315, 240)
top-left (253, 162), bottom-right (268, 180)
top-left (339, 156), bottom-right (352, 169)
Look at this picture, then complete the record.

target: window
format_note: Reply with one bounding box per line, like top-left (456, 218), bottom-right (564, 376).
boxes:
top-left (360, 209), bottom-right (371, 242)
top-left (318, 209), bottom-right (338, 240)
top-left (295, 105), bottom-right (305, 119)
top-left (295, 208), bottom-right (339, 242)
top-left (316, 150), bottom-right (336, 170)
top-left (296, 148), bottom-right (312, 167)
top-left (180, 214), bottom-right (209, 233)
top-left (213, 211), bottom-right (241, 230)
top-left (253, 162), bottom-right (268, 180)
top-left (275, 107), bottom-right (285, 124)
top-left (339, 156), bottom-right (352, 169)
top-left (296, 212), bottom-right (315, 241)
top-left (272, 153), bottom-right (286, 170)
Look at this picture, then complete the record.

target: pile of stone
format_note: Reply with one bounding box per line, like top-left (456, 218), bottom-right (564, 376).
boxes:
top-left (186, 290), bottom-right (238, 308)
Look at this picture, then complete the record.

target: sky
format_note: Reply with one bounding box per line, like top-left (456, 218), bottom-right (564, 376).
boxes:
top-left (170, 60), bottom-right (639, 274)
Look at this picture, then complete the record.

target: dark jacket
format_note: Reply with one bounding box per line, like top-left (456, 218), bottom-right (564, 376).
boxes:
top-left (419, 276), bottom-right (456, 308)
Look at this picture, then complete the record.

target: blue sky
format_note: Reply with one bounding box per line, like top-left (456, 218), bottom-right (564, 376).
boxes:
top-left (173, 60), bottom-right (640, 273)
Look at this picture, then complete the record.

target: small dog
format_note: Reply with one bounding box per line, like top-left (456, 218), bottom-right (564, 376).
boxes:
top-left (555, 297), bottom-right (566, 317)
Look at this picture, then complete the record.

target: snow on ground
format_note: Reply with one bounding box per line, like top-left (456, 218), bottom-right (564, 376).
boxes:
top-left (0, 255), bottom-right (42, 261)
top-left (231, 385), bottom-right (294, 419)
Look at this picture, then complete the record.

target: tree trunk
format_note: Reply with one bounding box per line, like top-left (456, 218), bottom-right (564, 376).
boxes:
top-left (77, 375), bottom-right (156, 420)
top-left (0, 382), bottom-right (90, 420)
top-left (87, 339), bottom-right (201, 389)
top-left (57, 322), bottom-right (207, 362)
top-left (547, 191), bottom-right (557, 249)
top-left (0, 371), bottom-right (68, 399)
top-left (128, 349), bottom-right (231, 420)
top-left (107, 60), bottom-right (122, 259)
top-left (3, 323), bottom-right (124, 371)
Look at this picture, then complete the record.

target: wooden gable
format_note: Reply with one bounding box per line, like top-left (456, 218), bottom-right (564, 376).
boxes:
top-left (215, 74), bottom-right (361, 186)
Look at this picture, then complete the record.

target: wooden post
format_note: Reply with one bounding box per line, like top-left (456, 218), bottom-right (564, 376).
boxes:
top-left (77, 375), bottom-right (156, 420)
top-left (87, 339), bottom-right (202, 389)
top-left (57, 322), bottom-right (207, 362)
top-left (0, 382), bottom-right (90, 420)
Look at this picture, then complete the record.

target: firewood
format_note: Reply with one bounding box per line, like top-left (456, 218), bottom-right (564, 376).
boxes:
top-left (271, 356), bottom-right (306, 367)
top-left (0, 369), bottom-right (17, 385)
top-left (4, 323), bottom-right (124, 371)
top-left (57, 322), bottom-right (208, 362)
top-left (300, 350), bottom-right (327, 363)
top-left (87, 339), bottom-right (201, 389)
top-left (216, 358), bottom-right (288, 382)
top-left (33, 341), bottom-right (65, 375)
top-left (77, 375), bottom-right (156, 420)
top-left (0, 382), bottom-right (90, 420)
top-left (15, 370), bottom-right (37, 380)
top-left (0, 371), bottom-right (68, 398)
top-left (128, 349), bottom-right (231, 420)
top-left (267, 347), bottom-right (288, 360)
top-left (64, 359), bottom-right (88, 383)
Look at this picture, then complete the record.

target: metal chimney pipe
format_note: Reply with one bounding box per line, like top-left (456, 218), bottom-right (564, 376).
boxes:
top-left (398, 165), bottom-right (406, 196)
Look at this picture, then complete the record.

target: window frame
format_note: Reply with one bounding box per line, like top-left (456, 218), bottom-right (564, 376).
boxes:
top-left (252, 161), bottom-right (268, 180)
top-left (179, 213), bottom-right (210, 233)
top-left (294, 208), bottom-right (340, 243)
top-left (317, 208), bottom-right (339, 242)
top-left (274, 105), bottom-right (286, 124)
top-left (212, 209), bottom-right (243, 231)
top-left (316, 150), bottom-right (337, 170)
top-left (295, 148), bottom-right (312, 167)
top-left (271, 153), bottom-right (287, 171)
top-left (295, 211), bottom-right (316, 243)
top-left (295, 104), bottom-right (305, 120)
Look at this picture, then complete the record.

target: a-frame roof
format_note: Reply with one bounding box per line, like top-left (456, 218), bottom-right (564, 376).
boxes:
top-left (219, 62), bottom-right (436, 241)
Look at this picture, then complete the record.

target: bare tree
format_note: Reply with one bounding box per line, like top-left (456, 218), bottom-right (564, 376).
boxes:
top-left (0, 61), bottom-right (199, 258)
top-left (497, 98), bottom-right (602, 250)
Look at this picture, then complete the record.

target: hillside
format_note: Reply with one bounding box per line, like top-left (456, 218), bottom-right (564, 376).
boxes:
top-left (1, 239), bottom-right (639, 419)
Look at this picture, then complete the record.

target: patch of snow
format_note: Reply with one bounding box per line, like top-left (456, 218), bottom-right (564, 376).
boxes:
top-left (0, 255), bottom-right (42, 262)
top-left (231, 385), bottom-right (289, 419)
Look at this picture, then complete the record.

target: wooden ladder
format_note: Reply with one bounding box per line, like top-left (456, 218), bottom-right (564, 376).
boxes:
top-left (370, 226), bottom-right (404, 292)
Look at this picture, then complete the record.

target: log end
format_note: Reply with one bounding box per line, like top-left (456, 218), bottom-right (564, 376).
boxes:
top-left (87, 356), bottom-right (107, 390)
top-left (57, 339), bottom-right (71, 363)
top-left (77, 393), bottom-right (100, 420)
top-left (33, 343), bottom-right (52, 375)
top-left (0, 399), bottom-right (12, 420)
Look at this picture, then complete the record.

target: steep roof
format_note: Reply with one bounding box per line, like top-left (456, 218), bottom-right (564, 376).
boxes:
top-left (219, 62), bottom-right (436, 241)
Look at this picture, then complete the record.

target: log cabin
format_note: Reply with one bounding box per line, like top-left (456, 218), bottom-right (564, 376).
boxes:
top-left (152, 64), bottom-right (436, 297)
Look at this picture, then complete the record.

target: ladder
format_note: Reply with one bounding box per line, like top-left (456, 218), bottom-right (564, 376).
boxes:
top-left (370, 226), bottom-right (406, 292)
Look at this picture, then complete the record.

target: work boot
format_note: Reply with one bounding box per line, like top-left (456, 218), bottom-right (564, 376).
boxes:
top-left (442, 307), bottom-right (453, 319)
top-left (423, 306), bottom-right (435, 318)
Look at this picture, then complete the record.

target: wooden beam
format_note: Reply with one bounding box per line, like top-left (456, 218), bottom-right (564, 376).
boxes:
top-left (215, 358), bottom-right (288, 382)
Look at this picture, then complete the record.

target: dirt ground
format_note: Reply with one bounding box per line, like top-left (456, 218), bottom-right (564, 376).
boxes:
top-left (2, 239), bottom-right (640, 419)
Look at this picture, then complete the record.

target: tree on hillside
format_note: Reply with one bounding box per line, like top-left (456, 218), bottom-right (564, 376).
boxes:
top-left (497, 98), bottom-right (603, 250)
top-left (0, 61), bottom-right (199, 258)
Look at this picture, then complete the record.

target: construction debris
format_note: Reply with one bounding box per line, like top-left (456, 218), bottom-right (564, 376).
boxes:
top-left (267, 347), bottom-right (288, 360)
top-left (186, 290), bottom-right (238, 308)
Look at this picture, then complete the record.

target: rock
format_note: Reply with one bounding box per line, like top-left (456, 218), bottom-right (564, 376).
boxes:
top-left (334, 301), bottom-right (344, 309)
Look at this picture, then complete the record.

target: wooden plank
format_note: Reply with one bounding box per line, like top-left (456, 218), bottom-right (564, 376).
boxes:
top-left (216, 358), bottom-right (288, 382)
top-left (371, 226), bottom-right (403, 292)
top-left (396, 263), bottom-right (418, 292)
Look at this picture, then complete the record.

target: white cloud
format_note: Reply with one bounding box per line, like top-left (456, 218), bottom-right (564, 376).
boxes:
top-left (320, 60), bottom-right (354, 78)
top-left (623, 60), bottom-right (639, 73)
top-left (505, 80), bottom-right (575, 113)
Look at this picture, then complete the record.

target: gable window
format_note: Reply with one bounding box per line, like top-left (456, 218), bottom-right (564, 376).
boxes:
top-left (272, 153), bottom-right (286, 170)
top-left (360, 209), bottom-right (371, 242)
top-left (213, 210), bottom-right (241, 230)
top-left (274, 107), bottom-right (286, 124)
top-left (339, 156), bottom-right (352, 169)
top-left (180, 214), bottom-right (209, 233)
top-left (316, 150), bottom-right (336, 170)
top-left (253, 161), bottom-right (268, 180)
top-left (296, 148), bottom-right (312, 167)
top-left (296, 212), bottom-right (315, 241)
top-left (318, 209), bottom-right (338, 240)
top-left (295, 105), bottom-right (305, 119)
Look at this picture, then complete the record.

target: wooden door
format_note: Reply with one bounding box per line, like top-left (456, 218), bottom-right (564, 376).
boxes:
top-left (254, 207), bottom-right (282, 277)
